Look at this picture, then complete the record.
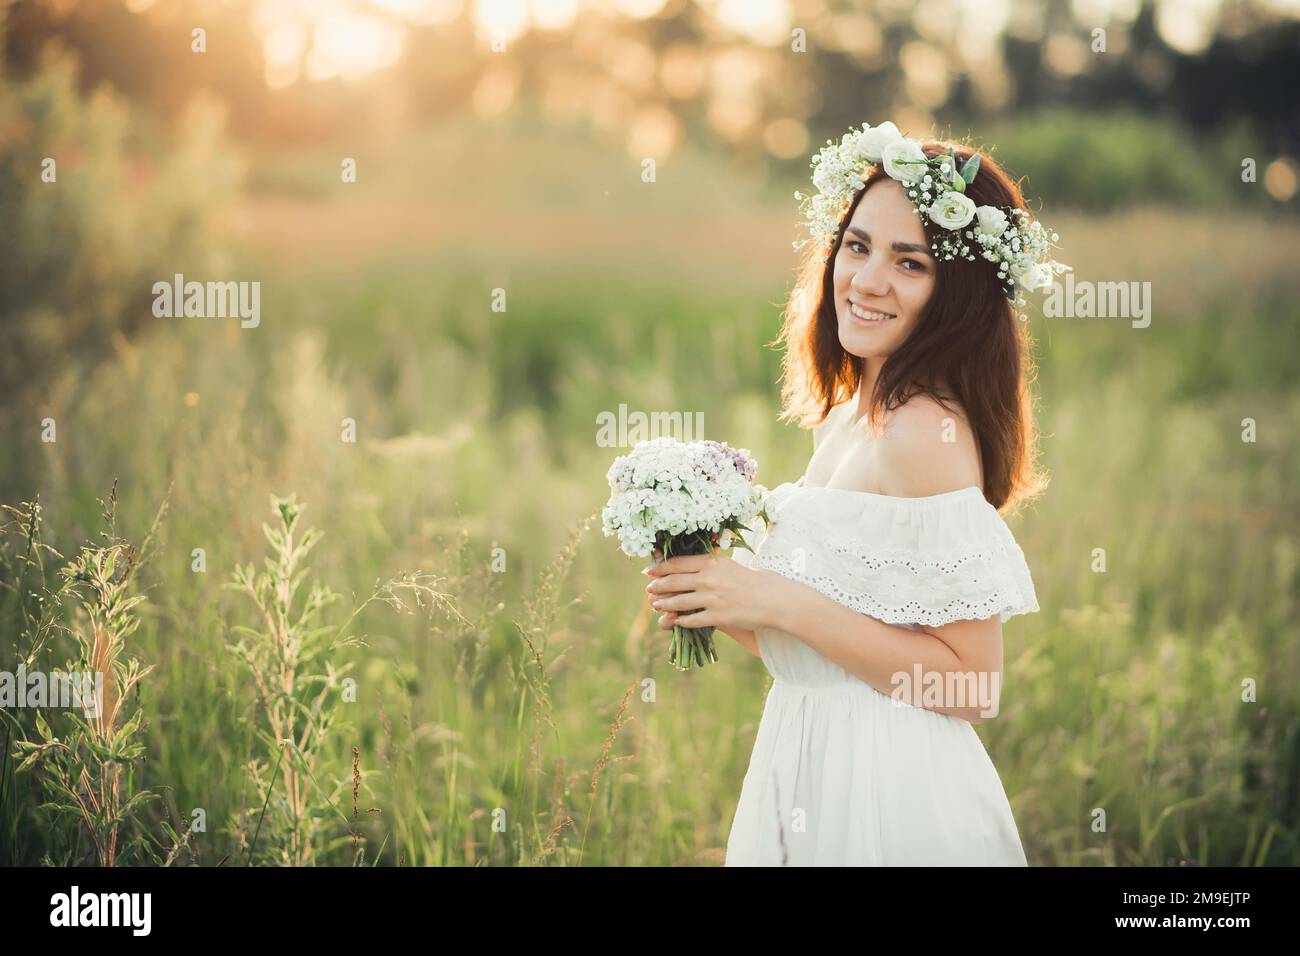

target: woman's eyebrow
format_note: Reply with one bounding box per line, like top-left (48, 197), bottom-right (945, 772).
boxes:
top-left (846, 227), bottom-right (932, 256)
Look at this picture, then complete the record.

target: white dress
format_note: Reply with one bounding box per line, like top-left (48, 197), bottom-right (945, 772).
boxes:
top-left (725, 476), bottom-right (1039, 866)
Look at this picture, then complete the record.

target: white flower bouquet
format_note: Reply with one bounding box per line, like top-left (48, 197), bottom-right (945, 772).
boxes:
top-left (602, 437), bottom-right (771, 670)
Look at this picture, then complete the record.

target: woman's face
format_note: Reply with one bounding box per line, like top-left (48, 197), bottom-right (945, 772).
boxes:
top-left (832, 178), bottom-right (937, 363)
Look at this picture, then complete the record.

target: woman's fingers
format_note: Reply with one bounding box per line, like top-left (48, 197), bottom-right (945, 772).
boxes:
top-left (657, 611), bottom-right (678, 630)
top-left (647, 583), bottom-right (693, 599)
top-left (646, 570), bottom-right (698, 595)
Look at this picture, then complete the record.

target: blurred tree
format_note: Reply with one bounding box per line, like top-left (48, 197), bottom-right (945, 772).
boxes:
top-left (4, 0), bottom-right (270, 135)
top-left (4, 0), bottom-right (1296, 163)
top-left (0, 44), bottom-right (242, 405)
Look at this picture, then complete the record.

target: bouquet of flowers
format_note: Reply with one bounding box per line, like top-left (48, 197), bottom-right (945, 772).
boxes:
top-left (602, 437), bottom-right (770, 670)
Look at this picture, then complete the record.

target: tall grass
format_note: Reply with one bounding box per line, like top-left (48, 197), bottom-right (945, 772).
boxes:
top-left (4, 487), bottom-right (180, 865)
top-left (2, 168), bottom-right (1297, 865)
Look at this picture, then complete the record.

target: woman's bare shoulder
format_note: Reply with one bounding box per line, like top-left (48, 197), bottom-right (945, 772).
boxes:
top-left (887, 391), bottom-right (972, 431)
top-left (875, 394), bottom-right (981, 496)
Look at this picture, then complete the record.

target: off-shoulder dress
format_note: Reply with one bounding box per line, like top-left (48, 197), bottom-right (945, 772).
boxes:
top-left (725, 473), bottom-right (1039, 866)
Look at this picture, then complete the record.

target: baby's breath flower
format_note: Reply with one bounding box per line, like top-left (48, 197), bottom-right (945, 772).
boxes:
top-left (602, 438), bottom-right (768, 559)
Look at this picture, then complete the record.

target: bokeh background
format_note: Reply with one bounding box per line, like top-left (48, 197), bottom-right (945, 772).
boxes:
top-left (2, 0), bottom-right (1298, 866)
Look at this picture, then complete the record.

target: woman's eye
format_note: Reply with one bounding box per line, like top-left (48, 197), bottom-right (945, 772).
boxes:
top-left (847, 240), bottom-right (868, 254)
top-left (901, 258), bottom-right (926, 273)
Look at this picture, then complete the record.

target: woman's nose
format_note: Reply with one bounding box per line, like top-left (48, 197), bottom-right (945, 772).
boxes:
top-left (851, 259), bottom-right (890, 296)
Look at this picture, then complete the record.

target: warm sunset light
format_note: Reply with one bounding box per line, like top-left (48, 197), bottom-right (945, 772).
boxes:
top-left (2, 0), bottom-right (1298, 915)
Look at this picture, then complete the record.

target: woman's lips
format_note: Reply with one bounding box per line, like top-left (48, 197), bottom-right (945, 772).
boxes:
top-left (848, 301), bottom-right (896, 323)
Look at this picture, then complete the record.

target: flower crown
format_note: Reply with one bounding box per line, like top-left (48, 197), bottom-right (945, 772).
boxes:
top-left (793, 120), bottom-right (1070, 308)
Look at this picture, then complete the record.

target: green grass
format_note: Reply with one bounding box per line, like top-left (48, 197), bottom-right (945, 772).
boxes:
top-left (2, 130), bottom-right (1298, 864)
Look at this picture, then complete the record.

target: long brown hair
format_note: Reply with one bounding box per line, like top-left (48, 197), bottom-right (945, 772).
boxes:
top-left (776, 139), bottom-right (1048, 514)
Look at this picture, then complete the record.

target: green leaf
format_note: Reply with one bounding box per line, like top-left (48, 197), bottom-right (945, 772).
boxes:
top-left (15, 747), bottom-right (47, 774)
top-left (960, 153), bottom-right (981, 185)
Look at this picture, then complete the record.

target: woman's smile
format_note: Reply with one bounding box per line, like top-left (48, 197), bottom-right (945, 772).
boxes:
top-left (847, 300), bottom-right (897, 323)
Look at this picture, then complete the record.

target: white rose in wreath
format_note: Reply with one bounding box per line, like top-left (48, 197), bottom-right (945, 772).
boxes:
top-left (881, 138), bottom-right (928, 183)
top-left (927, 191), bottom-right (977, 230)
top-left (974, 204), bottom-right (1009, 238)
top-left (858, 121), bottom-right (903, 163)
top-left (1010, 255), bottom-right (1048, 290)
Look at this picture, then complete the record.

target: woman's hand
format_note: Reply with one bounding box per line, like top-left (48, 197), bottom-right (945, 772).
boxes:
top-left (652, 607), bottom-right (682, 633)
top-left (642, 550), bottom-right (783, 634)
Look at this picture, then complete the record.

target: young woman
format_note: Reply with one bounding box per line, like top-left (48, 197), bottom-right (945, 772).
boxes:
top-left (642, 123), bottom-right (1064, 865)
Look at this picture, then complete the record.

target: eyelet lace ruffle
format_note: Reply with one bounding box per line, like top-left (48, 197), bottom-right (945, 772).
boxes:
top-left (731, 482), bottom-right (1038, 628)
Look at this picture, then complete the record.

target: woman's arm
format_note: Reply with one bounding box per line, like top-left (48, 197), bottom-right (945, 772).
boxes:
top-left (763, 580), bottom-right (1002, 723)
top-left (648, 552), bottom-right (1002, 703)
top-left (649, 396), bottom-right (1003, 720)
top-left (772, 397), bottom-right (1000, 721)
top-left (651, 560), bottom-right (1001, 718)
top-left (663, 406), bottom-right (838, 659)
top-left (646, 549), bottom-right (1003, 717)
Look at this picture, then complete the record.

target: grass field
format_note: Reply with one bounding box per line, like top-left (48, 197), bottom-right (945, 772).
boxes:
top-left (3, 120), bottom-right (1299, 866)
